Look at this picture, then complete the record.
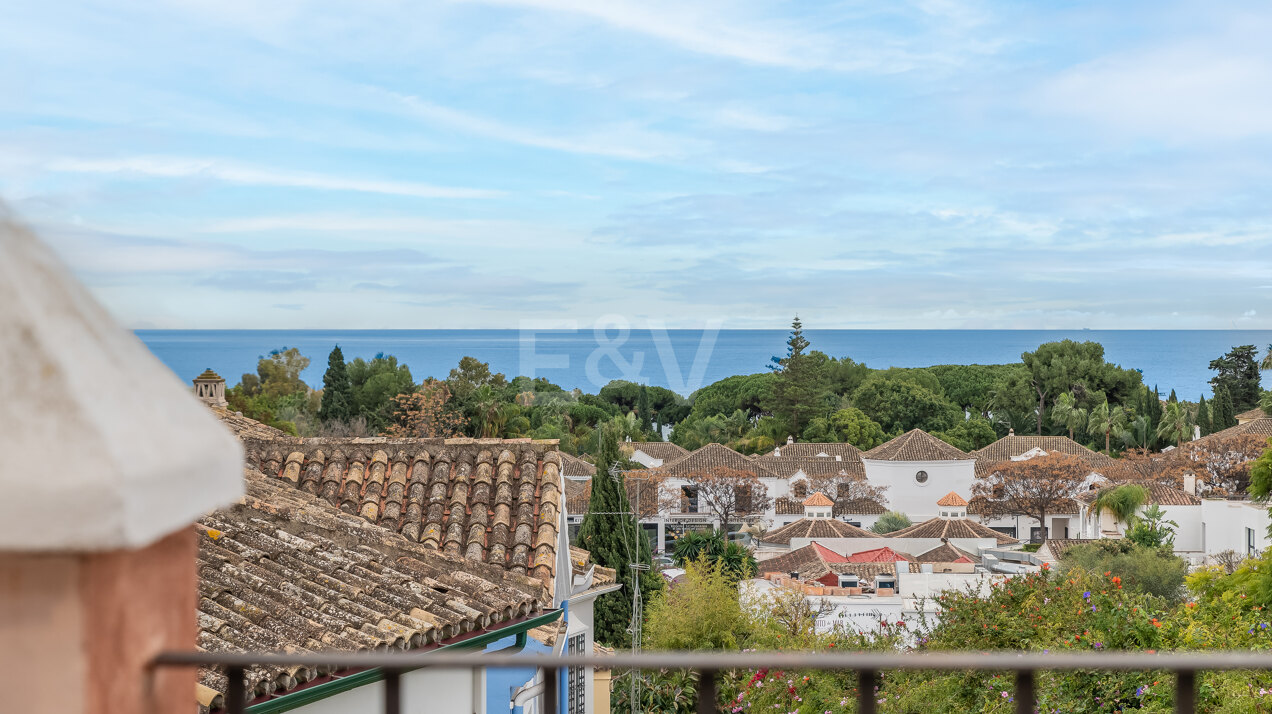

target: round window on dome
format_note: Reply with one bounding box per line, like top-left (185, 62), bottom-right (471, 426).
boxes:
top-left (915, 470), bottom-right (929, 484)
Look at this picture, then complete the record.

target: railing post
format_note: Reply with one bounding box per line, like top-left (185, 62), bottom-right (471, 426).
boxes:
top-left (384, 668), bottom-right (402, 714)
top-left (857, 669), bottom-right (877, 714)
top-left (1015, 670), bottom-right (1034, 714)
top-left (1175, 670), bottom-right (1196, 714)
top-left (697, 668), bottom-right (718, 714)
top-left (543, 665), bottom-right (558, 714)
top-left (225, 666), bottom-right (246, 714)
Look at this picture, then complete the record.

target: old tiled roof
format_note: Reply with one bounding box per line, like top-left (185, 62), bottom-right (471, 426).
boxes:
top-left (936, 491), bottom-right (968, 507)
top-left (803, 492), bottom-right (835, 507)
top-left (622, 441), bottom-right (689, 462)
top-left (889, 516), bottom-right (1019, 545)
top-left (773, 442), bottom-right (864, 459)
top-left (242, 436), bottom-right (564, 587)
top-left (1198, 415), bottom-right (1272, 443)
top-left (835, 497), bottom-right (887, 515)
top-left (968, 494), bottom-right (1079, 516)
top-left (197, 469), bottom-right (548, 709)
top-left (760, 517), bottom-right (881, 545)
top-left (758, 544), bottom-right (917, 582)
top-left (1038, 538), bottom-right (1102, 560)
top-left (863, 429), bottom-right (974, 461)
top-left (845, 546), bottom-right (914, 563)
top-left (559, 452), bottom-right (597, 477)
top-left (755, 455), bottom-right (867, 479)
top-left (212, 406), bottom-right (290, 440)
top-left (1075, 482), bottom-right (1201, 507)
top-left (972, 435), bottom-right (1115, 477)
top-left (569, 545), bottom-right (617, 585)
top-left (914, 542), bottom-right (977, 564)
top-left (1237, 407), bottom-right (1270, 423)
top-left (774, 497), bottom-right (803, 515)
top-left (564, 477), bottom-right (591, 516)
top-left (652, 442), bottom-right (781, 478)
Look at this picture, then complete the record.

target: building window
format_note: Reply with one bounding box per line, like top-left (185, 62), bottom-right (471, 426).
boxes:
top-left (915, 470), bottom-right (929, 484)
top-left (567, 631), bottom-right (586, 714)
top-left (682, 485), bottom-right (699, 513)
top-left (1249, 527), bottom-right (1258, 556)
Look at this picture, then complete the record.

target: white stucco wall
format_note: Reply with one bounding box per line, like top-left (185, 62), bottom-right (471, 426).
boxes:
top-left (294, 668), bottom-right (481, 714)
top-left (1202, 500), bottom-right (1272, 560)
top-left (861, 459), bottom-right (976, 522)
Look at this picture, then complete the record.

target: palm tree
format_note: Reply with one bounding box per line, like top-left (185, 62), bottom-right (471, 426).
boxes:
top-left (1051, 392), bottom-right (1088, 441)
top-left (1087, 400), bottom-right (1127, 454)
top-left (1090, 483), bottom-right (1148, 534)
top-left (1118, 415), bottom-right (1152, 450)
top-left (1261, 344), bottom-right (1272, 371)
top-left (1155, 401), bottom-right (1191, 448)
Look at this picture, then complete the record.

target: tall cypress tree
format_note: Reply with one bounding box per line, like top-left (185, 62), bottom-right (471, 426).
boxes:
top-left (576, 426), bottom-right (662, 648)
top-left (1168, 389), bottom-right (1178, 403)
top-left (767, 316), bottom-right (825, 435)
top-left (317, 345), bottom-right (354, 423)
top-left (1213, 386), bottom-right (1235, 431)
top-left (1196, 395), bottom-right (1212, 436)
top-left (637, 385), bottom-right (652, 435)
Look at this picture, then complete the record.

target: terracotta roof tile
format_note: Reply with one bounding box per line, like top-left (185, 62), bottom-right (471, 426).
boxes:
top-left (198, 470), bottom-right (548, 709)
top-left (1076, 482), bottom-right (1201, 507)
top-left (772, 442), bottom-right (864, 459)
top-left (559, 452), bottom-right (596, 477)
top-left (835, 497), bottom-right (887, 515)
top-left (621, 441), bottom-right (690, 462)
top-left (1196, 415), bottom-right (1272, 443)
top-left (242, 436), bottom-right (565, 588)
top-left (1237, 407), bottom-right (1270, 423)
top-left (757, 544), bottom-right (917, 582)
top-left (845, 546), bottom-right (914, 563)
top-left (755, 455), bottom-right (866, 479)
top-left (971, 435), bottom-right (1116, 477)
top-left (936, 491), bottom-right (968, 507)
top-left (863, 429), bottom-right (974, 461)
top-left (760, 517), bottom-right (881, 545)
top-left (913, 542), bottom-right (978, 564)
top-left (803, 492), bottom-right (834, 507)
top-left (889, 516), bottom-right (1019, 545)
top-left (652, 442), bottom-right (781, 478)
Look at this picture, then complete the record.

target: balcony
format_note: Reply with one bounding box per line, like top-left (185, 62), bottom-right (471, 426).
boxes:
top-left (150, 648), bottom-right (1272, 714)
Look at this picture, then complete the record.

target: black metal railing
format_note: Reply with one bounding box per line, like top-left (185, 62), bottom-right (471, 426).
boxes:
top-left (152, 649), bottom-right (1272, 714)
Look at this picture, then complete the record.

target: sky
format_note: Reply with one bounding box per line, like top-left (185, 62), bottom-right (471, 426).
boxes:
top-left (3, 0), bottom-right (1271, 330)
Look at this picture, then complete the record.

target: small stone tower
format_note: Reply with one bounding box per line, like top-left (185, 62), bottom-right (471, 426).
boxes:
top-left (193, 368), bottom-right (227, 407)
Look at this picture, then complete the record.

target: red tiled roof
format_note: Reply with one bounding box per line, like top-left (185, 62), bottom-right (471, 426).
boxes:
top-left (755, 454), bottom-right (867, 479)
top-left (863, 429), bottom-right (975, 461)
top-left (803, 492), bottom-right (834, 507)
top-left (758, 544), bottom-right (916, 582)
top-left (846, 546), bottom-right (914, 563)
top-left (913, 542), bottom-right (977, 564)
top-left (936, 491), bottom-right (968, 507)
top-left (622, 441), bottom-right (690, 462)
top-left (811, 542), bottom-right (851, 563)
top-left (773, 442), bottom-right (864, 459)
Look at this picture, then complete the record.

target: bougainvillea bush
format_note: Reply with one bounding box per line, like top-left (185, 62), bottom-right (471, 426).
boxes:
top-left (711, 564), bottom-right (1272, 713)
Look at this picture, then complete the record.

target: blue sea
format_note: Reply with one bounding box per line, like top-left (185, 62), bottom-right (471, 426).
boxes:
top-left (136, 329), bottom-right (1272, 399)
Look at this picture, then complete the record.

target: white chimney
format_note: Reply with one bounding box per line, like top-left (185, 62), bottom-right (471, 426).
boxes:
top-left (1183, 473), bottom-right (1197, 496)
top-left (192, 368), bottom-right (227, 407)
top-left (787, 435), bottom-right (795, 445)
top-left (1008, 428), bottom-right (1015, 436)
top-left (835, 454), bottom-right (842, 461)
top-left (774, 446), bottom-right (781, 457)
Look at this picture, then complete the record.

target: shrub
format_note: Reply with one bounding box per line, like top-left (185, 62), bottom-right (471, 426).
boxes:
top-left (644, 558), bottom-right (750, 651)
top-left (871, 510), bottom-right (912, 534)
top-left (1061, 540), bottom-right (1189, 602)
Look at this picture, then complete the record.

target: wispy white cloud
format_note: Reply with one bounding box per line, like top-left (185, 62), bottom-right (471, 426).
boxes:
top-left (46, 156), bottom-right (502, 199)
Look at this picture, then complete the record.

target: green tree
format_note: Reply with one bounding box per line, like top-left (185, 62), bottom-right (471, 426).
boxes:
top-left (934, 415), bottom-right (998, 451)
top-left (687, 373), bottom-right (777, 420)
top-left (801, 407), bottom-right (887, 450)
top-left (347, 354), bottom-right (415, 431)
top-left (1156, 401), bottom-right (1191, 448)
top-left (253, 347), bottom-right (311, 399)
top-left (637, 384), bottom-right (652, 433)
top-left (1196, 395), bottom-right (1212, 436)
top-left (1213, 385), bottom-right (1236, 431)
top-left (1210, 345), bottom-right (1263, 412)
top-left (317, 345), bottom-right (354, 424)
top-left (1061, 540), bottom-right (1188, 602)
top-left (766, 316), bottom-right (827, 436)
top-left (1125, 504), bottom-right (1179, 549)
top-left (1021, 340), bottom-right (1143, 436)
top-left (1051, 391), bottom-right (1089, 441)
top-left (1262, 344), bottom-right (1272, 372)
top-left (870, 510), bottom-right (912, 534)
top-left (1087, 400), bottom-right (1127, 453)
top-left (575, 426), bottom-right (662, 648)
top-left (644, 558), bottom-right (749, 651)
top-left (851, 373), bottom-right (961, 433)
top-left (1090, 483), bottom-right (1148, 531)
